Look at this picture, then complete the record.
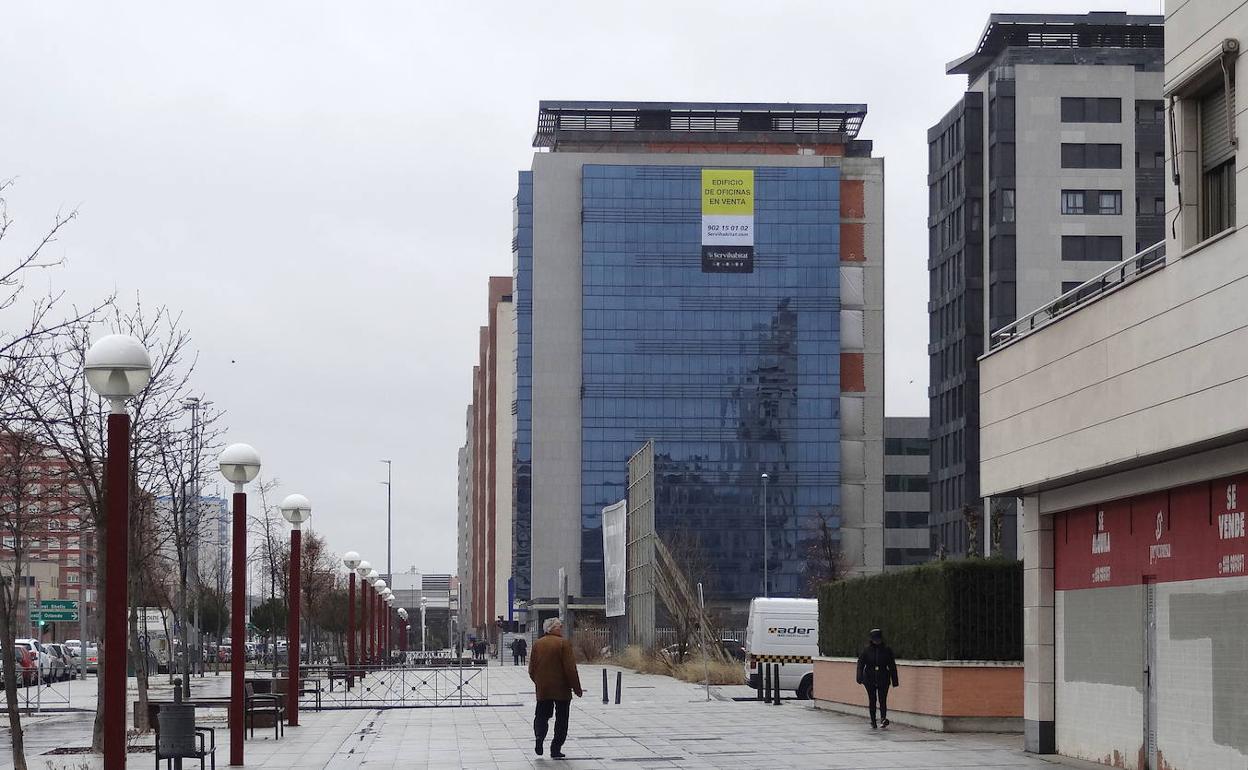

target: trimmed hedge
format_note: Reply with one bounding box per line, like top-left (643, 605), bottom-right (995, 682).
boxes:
top-left (817, 558), bottom-right (1022, 661)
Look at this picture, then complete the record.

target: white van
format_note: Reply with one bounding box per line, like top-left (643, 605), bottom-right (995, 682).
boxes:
top-left (743, 597), bottom-right (819, 699)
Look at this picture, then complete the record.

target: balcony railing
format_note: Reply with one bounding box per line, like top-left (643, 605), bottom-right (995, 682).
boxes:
top-left (987, 240), bottom-right (1166, 352)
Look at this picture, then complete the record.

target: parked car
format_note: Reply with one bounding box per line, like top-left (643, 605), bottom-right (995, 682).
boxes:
top-left (12, 647), bottom-right (36, 686)
top-left (717, 638), bottom-right (747, 662)
top-left (46, 644), bottom-right (77, 679)
top-left (14, 640), bottom-right (56, 682)
top-left (79, 644), bottom-right (99, 673)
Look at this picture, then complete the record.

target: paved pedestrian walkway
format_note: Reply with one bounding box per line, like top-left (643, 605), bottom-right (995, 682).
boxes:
top-left (5, 664), bottom-right (1104, 769)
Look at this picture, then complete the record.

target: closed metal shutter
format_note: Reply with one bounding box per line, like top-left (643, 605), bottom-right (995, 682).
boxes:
top-left (1200, 81), bottom-right (1236, 171)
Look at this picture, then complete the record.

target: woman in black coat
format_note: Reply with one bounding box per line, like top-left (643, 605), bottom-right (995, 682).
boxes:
top-left (855, 628), bottom-right (899, 729)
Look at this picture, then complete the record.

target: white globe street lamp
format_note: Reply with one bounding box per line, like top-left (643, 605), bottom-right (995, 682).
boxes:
top-left (216, 442), bottom-right (261, 766)
top-left (343, 552), bottom-right (361, 668)
top-left (85, 334), bottom-right (151, 770)
top-left (278, 494), bottom-right (311, 727)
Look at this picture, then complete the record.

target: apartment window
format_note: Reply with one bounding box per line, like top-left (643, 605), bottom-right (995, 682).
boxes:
top-left (66, 572), bottom-right (80, 585)
top-left (1061, 97), bottom-right (1122, 123)
top-left (885, 511), bottom-right (930, 529)
top-left (2, 537), bottom-right (13, 549)
top-left (885, 438), bottom-right (929, 456)
top-left (1001, 189), bottom-right (1016, 222)
top-left (1200, 80), bottom-right (1237, 239)
top-left (884, 474), bottom-right (930, 493)
top-left (1062, 143), bottom-right (1122, 169)
top-left (1062, 235), bottom-right (1123, 261)
top-left (1098, 191), bottom-right (1123, 215)
top-left (1135, 100), bottom-right (1165, 124)
top-left (1061, 190), bottom-right (1086, 214)
top-left (1153, 197), bottom-right (1166, 215)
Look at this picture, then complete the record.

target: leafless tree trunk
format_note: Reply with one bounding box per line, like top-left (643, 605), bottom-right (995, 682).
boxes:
top-left (21, 301), bottom-right (218, 745)
top-left (0, 181), bottom-right (110, 766)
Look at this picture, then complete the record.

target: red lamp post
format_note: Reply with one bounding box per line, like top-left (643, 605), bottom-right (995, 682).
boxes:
top-left (279, 494), bottom-right (311, 728)
top-left (218, 443), bottom-right (262, 766)
top-left (85, 334), bottom-right (152, 770)
top-left (343, 553), bottom-right (361, 673)
top-left (373, 578), bottom-right (387, 664)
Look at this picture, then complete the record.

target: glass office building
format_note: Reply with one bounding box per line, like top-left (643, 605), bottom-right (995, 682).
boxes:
top-left (512, 171), bottom-right (533, 603)
top-left (579, 164), bottom-right (842, 599)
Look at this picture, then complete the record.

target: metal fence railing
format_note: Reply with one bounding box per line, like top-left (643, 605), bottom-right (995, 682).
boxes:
top-left (306, 663), bottom-right (488, 709)
top-left (988, 240), bottom-right (1166, 353)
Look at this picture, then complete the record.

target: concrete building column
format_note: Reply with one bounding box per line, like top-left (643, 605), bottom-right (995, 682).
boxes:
top-left (1020, 493), bottom-right (1055, 753)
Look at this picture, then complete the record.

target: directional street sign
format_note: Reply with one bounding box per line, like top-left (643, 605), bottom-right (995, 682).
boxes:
top-left (37, 599), bottom-right (78, 610)
top-left (29, 599), bottom-right (80, 623)
top-left (32, 610), bottom-right (79, 622)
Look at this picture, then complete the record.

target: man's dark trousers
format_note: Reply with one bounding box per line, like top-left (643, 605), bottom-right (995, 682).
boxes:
top-left (534, 699), bottom-right (571, 753)
top-left (865, 685), bottom-right (890, 724)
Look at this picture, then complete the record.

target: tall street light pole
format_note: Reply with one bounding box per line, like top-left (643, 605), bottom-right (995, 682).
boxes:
top-left (382, 590), bottom-right (393, 661)
top-left (357, 562), bottom-right (372, 663)
top-left (219, 443), bottom-right (262, 767)
top-left (380, 460), bottom-right (392, 585)
top-left (373, 578), bottom-right (386, 663)
top-left (85, 334), bottom-right (152, 770)
top-left (420, 596), bottom-right (428, 653)
top-left (761, 472), bottom-right (770, 598)
top-left (343, 553), bottom-right (361, 672)
top-left (279, 494), bottom-right (310, 728)
top-left (385, 594), bottom-right (394, 658)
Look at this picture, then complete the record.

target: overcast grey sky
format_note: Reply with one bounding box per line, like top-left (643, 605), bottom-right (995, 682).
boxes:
top-left (0, 0), bottom-right (1162, 574)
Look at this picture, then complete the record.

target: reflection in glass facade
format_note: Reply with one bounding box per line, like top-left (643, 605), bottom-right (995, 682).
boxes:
top-left (512, 171), bottom-right (533, 602)
top-left (580, 164), bottom-right (841, 600)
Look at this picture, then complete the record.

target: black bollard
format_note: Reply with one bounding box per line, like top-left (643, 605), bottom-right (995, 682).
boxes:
top-left (602, 668), bottom-right (609, 704)
top-left (762, 661), bottom-right (771, 703)
top-left (755, 662), bottom-right (764, 701)
top-left (772, 664), bottom-right (782, 705)
top-left (614, 671), bottom-right (622, 704)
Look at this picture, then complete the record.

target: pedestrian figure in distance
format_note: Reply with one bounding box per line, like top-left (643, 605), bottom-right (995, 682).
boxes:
top-left (529, 617), bottom-right (583, 759)
top-left (856, 628), bottom-right (899, 729)
top-left (516, 636), bottom-right (527, 665)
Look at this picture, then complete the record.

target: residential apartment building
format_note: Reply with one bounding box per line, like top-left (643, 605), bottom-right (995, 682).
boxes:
top-left (929, 12), bottom-right (1164, 559)
top-left (456, 277), bottom-right (516, 642)
top-left (455, 405), bottom-right (473, 631)
top-left (884, 417), bottom-right (930, 568)
top-left (512, 101), bottom-right (885, 625)
top-left (978, 3), bottom-right (1246, 765)
top-left (0, 434), bottom-right (97, 639)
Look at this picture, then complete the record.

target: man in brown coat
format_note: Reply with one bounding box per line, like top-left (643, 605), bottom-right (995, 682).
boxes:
top-left (528, 617), bottom-right (583, 759)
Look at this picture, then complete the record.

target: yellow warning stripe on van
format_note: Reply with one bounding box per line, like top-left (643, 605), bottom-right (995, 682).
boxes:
top-left (750, 654), bottom-right (812, 664)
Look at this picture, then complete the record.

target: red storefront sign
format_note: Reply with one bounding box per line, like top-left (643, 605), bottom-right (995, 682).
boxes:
top-left (1054, 474), bottom-right (1248, 590)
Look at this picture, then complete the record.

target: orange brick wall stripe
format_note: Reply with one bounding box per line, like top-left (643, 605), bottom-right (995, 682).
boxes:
top-left (840, 180), bottom-right (865, 219)
top-left (840, 222), bottom-right (865, 262)
top-left (841, 353), bottom-right (865, 393)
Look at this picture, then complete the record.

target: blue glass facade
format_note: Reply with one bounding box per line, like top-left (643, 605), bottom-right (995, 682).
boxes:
top-left (512, 171), bottom-right (533, 602)
top-left (580, 164), bottom-right (842, 600)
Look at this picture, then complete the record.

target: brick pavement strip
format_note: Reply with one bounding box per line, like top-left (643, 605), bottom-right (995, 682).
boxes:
top-left (3, 666), bottom-right (1108, 770)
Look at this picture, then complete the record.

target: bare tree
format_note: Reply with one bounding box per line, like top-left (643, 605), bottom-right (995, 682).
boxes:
top-left (652, 531), bottom-right (726, 666)
top-left (150, 394), bottom-right (224, 693)
top-left (22, 301), bottom-right (211, 744)
top-left (0, 432), bottom-right (50, 770)
top-left (248, 477), bottom-right (285, 671)
top-left (802, 507), bottom-right (844, 593)
top-left (0, 181), bottom-right (109, 769)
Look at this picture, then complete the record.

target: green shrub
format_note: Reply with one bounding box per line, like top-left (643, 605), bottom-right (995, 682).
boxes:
top-left (817, 558), bottom-right (1022, 661)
